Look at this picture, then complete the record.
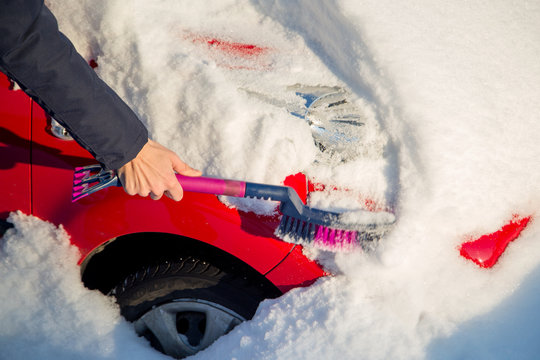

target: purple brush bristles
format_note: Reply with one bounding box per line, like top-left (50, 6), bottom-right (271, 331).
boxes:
top-left (72, 168), bottom-right (90, 201)
top-left (276, 214), bottom-right (360, 251)
top-left (313, 226), bottom-right (358, 249)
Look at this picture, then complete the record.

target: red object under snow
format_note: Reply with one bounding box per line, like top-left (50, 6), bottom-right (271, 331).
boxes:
top-left (459, 215), bottom-right (532, 268)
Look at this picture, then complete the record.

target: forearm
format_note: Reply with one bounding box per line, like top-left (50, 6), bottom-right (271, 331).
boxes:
top-left (0, 0), bottom-right (148, 169)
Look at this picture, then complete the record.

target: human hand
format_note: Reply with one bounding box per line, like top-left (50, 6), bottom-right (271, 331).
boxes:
top-left (117, 139), bottom-right (201, 201)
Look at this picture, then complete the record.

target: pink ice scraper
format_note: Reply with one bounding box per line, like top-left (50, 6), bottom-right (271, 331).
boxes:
top-left (72, 164), bottom-right (395, 251)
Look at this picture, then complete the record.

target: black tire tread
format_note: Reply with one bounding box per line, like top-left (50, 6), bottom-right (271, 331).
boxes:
top-left (113, 257), bottom-right (228, 296)
top-left (112, 255), bottom-right (276, 322)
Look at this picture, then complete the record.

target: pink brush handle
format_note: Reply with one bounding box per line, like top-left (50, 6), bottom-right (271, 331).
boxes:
top-left (176, 174), bottom-right (246, 197)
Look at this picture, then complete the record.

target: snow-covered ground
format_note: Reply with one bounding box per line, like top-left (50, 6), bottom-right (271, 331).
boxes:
top-left (2, 0), bottom-right (540, 359)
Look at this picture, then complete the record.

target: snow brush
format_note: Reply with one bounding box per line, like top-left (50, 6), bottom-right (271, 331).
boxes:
top-left (72, 164), bottom-right (394, 250)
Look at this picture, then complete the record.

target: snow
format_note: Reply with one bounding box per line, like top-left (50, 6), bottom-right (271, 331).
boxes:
top-left (2, 0), bottom-right (540, 359)
top-left (0, 212), bottom-right (168, 360)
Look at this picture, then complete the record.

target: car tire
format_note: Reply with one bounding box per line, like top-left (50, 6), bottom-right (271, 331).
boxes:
top-left (112, 256), bottom-right (269, 358)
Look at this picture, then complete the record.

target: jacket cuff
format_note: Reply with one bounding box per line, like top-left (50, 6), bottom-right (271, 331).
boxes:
top-left (99, 129), bottom-right (148, 170)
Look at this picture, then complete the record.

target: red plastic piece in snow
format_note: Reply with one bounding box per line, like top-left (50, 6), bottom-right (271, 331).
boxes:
top-left (459, 215), bottom-right (532, 268)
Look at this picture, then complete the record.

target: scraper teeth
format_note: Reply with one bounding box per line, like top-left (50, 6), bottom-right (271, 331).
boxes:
top-left (71, 165), bottom-right (120, 202)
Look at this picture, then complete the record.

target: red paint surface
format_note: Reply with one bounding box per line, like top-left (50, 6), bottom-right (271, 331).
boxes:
top-left (266, 245), bottom-right (327, 292)
top-left (283, 173), bottom-right (309, 204)
top-left (0, 74), bottom-right (32, 219)
top-left (189, 34), bottom-right (272, 70)
top-left (460, 215), bottom-right (532, 268)
top-left (204, 38), bottom-right (268, 58)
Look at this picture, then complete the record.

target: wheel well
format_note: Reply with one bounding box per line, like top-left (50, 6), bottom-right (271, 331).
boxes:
top-left (81, 232), bottom-right (282, 299)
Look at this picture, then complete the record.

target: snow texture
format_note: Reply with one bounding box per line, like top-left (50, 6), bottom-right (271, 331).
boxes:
top-left (2, 0), bottom-right (540, 359)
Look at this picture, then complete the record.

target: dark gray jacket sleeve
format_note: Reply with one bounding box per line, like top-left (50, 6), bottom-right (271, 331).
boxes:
top-left (0, 0), bottom-right (148, 170)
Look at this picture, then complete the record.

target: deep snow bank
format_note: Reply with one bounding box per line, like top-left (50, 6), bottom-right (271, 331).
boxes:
top-left (0, 212), bottom-right (167, 360)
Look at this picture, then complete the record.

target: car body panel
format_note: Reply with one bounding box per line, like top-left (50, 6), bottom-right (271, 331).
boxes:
top-left (0, 75), bottom-right (32, 219)
top-left (265, 245), bottom-right (328, 292)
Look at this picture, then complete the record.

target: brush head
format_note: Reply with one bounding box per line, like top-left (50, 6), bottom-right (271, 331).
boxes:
top-left (272, 185), bottom-right (393, 251)
top-left (275, 214), bottom-right (385, 251)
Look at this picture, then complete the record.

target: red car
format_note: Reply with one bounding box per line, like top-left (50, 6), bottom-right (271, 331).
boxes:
top-left (0, 72), bottom-right (325, 358)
